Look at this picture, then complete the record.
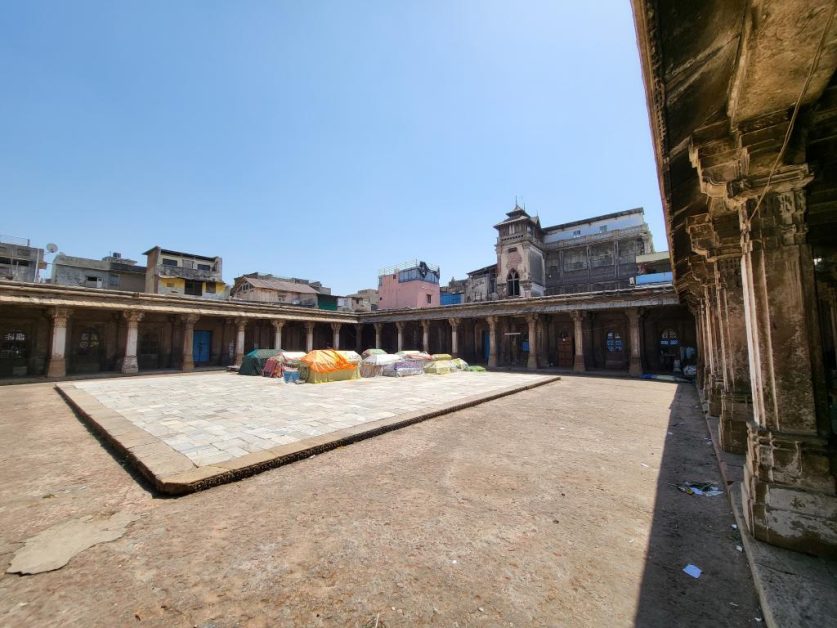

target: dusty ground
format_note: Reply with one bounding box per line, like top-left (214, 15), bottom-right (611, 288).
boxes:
top-left (0, 375), bottom-right (761, 626)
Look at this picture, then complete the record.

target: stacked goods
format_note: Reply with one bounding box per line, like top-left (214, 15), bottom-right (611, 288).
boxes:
top-left (361, 348), bottom-right (386, 358)
top-left (424, 360), bottom-right (454, 375)
top-left (263, 350), bottom-right (306, 379)
top-left (450, 358), bottom-right (469, 371)
top-left (238, 349), bottom-right (282, 376)
top-left (337, 350), bottom-right (363, 365)
top-left (359, 353), bottom-right (401, 378)
top-left (382, 357), bottom-right (426, 378)
top-left (430, 353), bottom-right (453, 361)
top-left (396, 350), bottom-right (433, 362)
top-left (299, 349), bottom-right (360, 384)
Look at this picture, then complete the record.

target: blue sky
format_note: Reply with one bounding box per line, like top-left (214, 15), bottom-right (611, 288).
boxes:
top-left (1, 1), bottom-right (664, 295)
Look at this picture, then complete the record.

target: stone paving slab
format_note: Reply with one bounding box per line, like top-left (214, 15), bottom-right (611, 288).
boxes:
top-left (57, 371), bottom-right (559, 494)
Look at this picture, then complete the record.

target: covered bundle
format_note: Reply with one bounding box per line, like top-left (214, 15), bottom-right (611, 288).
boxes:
top-left (238, 349), bottom-right (281, 376)
top-left (396, 350), bottom-right (433, 361)
top-left (424, 360), bottom-right (454, 375)
top-left (431, 353), bottom-right (453, 361)
top-left (359, 353), bottom-right (401, 378)
top-left (337, 350), bottom-right (363, 365)
top-left (450, 358), bottom-right (469, 371)
top-left (361, 348), bottom-right (386, 359)
top-left (382, 357), bottom-right (426, 378)
top-left (263, 350), bottom-right (306, 378)
top-left (299, 349), bottom-right (360, 384)
top-left (467, 365), bottom-right (487, 372)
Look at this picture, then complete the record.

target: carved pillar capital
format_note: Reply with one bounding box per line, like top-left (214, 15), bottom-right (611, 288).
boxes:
top-left (447, 318), bottom-right (459, 330)
top-left (304, 321), bottom-right (316, 331)
top-left (330, 322), bottom-right (342, 332)
top-left (182, 313), bottom-right (200, 326)
top-left (271, 319), bottom-right (285, 330)
top-left (570, 310), bottom-right (586, 322)
top-left (123, 311), bottom-right (145, 324)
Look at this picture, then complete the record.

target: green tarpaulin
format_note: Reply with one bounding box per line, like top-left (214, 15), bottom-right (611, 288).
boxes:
top-left (239, 349), bottom-right (281, 376)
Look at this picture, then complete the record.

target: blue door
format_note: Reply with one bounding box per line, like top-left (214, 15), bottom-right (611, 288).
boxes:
top-left (193, 330), bottom-right (211, 365)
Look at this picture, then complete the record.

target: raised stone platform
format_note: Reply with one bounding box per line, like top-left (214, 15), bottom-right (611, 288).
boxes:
top-left (57, 371), bottom-right (559, 495)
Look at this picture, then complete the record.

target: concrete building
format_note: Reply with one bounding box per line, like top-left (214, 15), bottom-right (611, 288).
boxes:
top-left (344, 288), bottom-right (379, 312)
top-left (377, 260), bottom-right (441, 310)
top-left (0, 236), bottom-right (44, 283)
top-left (634, 251), bottom-right (673, 287)
top-left (441, 278), bottom-right (467, 306)
top-left (231, 274), bottom-right (320, 307)
top-left (144, 247), bottom-right (226, 299)
top-left (633, 0), bottom-right (837, 556)
top-left (494, 205), bottom-right (654, 298)
top-left (52, 252), bottom-right (146, 292)
top-left (465, 264), bottom-right (497, 303)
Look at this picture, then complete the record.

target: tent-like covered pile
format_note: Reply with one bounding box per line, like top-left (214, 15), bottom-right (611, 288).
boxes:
top-left (360, 352), bottom-right (401, 377)
top-left (262, 350), bottom-right (306, 379)
top-left (362, 348), bottom-right (386, 358)
top-left (238, 349), bottom-right (281, 376)
top-left (299, 349), bottom-right (360, 384)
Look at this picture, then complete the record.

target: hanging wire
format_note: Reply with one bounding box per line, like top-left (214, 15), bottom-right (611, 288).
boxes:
top-left (747, 3), bottom-right (837, 222)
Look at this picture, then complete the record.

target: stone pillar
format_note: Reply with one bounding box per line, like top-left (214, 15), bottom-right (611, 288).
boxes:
top-left (486, 316), bottom-right (498, 368)
top-left (395, 322), bottom-right (404, 352)
top-left (331, 322), bottom-right (341, 349)
top-left (738, 187), bottom-right (837, 556)
top-left (121, 311), bottom-right (144, 374)
top-left (234, 318), bottom-right (247, 365)
top-left (526, 314), bottom-right (538, 369)
top-left (305, 321), bottom-right (315, 353)
top-left (182, 314), bottom-right (199, 372)
top-left (448, 318), bottom-right (459, 356)
top-left (421, 320), bottom-right (430, 353)
top-left (355, 324), bottom-right (363, 353)
top-left (716, 257), bottom-right (752, 454)
top-left (571, 311), bottom-right (586, 372)
top-left (625, 307), bottom-right (643, 376)
top-left (374, 323), bottom-right (383, 350)
top-left (46, 307), bottom-right (71, 378)
top-left (271, 319), bottom-right (285, 350)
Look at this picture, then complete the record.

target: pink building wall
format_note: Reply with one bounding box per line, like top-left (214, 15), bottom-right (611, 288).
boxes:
top-left (377, 274), bottom-right (440, 310)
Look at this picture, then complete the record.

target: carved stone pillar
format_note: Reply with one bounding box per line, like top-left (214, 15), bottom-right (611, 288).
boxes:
top-left (486, 316), bottom-right (498, 368)
top-left (571, 311), bottom-right (585, 372)
top-left (421, 320), bottom-right (430, 353)
top-left (395, 321), bottom-right (404, 352)
top-left (625, 307), bottom-right (643, 376)
top-left (304, 321), bottom-right (315, 353)
top-left (448, 318), bottom-right (459, 356)
top-left (234, 318), bottom-right (247, 365)
top-left (121, 311), bottom-right (144, 374)
top-left (46, 307), bottom-right (71, 378)
top-left (716, 257), bottom-right (751, 454)
top-left (373, 323), bottom-right (383, 350)
top-left (330, 322), bottom-right (341, 349)
top-left (271, 319), bottom-right (285, 350)
top-left (181, 314), bottom-right (199, 372)
top-left (526, 314), bottom-right (538, 369)
top-left (738, 185), bottom-right (837, 556)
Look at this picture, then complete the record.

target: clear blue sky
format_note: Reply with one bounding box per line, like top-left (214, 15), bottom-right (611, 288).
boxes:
top-left (1, 1), bottom-right (664, 295)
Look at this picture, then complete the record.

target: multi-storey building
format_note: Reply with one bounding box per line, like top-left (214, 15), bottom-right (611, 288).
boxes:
top-left (52, 252), bottom-right (146, 292)
top-left (231, 274), bottom-right (320, 307)
top-left (494, 205), bottom-right (654, 298)
top-left (344, 288), bottom-right (379, 312)
top-left (377, 260), bottom-right (440, 310)
top-left (0, 236), bottom-right (44, 283)
top-left (143, 247), bottom-right (226, 299)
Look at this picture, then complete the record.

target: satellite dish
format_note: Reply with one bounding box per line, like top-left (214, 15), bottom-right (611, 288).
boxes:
top-left (46, 243), bottom-right (58, 253)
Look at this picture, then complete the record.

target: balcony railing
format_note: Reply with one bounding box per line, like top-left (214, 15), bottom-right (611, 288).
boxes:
top-left (157, 265), bottom-right (220, 281)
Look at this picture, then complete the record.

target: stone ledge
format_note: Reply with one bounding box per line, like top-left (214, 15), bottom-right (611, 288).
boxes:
top-left (57, 376), bottom-right (560, 495)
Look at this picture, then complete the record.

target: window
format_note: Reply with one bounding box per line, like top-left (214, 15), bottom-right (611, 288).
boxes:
top-left (606, 331), bottom-right (624, 352)
top-left (572, 229), bottom-right (582, 238)
top-left (660, 329), bottom-right (679, 346)
top-left (507, 270), bottom-right (520, 297)
top-left (426, 294), bottom-right (432, 304)
top-left (161, 258), bottom-right (178, 266)
top-left (599, 225), bottom-right (608, 233)
top-left (184, 279), bottom-right (203, 296)
top-left (78, 328), bottom-right (100, 355)
top-left (507, 247), bottom-right (517, 253)
top-left (205, 282), bottom-right (216, 294)
top-left (1, 330), bottom-right (27, 359)
top-left (197, 263), bottom-right (211, 271)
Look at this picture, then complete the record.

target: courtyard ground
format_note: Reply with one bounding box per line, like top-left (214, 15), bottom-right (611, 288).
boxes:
top-left (0, 375), bottom-right (761, 626)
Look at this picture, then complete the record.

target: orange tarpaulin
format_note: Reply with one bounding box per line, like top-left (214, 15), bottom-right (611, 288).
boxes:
top-left (300, 349), bottom-right (354, 374)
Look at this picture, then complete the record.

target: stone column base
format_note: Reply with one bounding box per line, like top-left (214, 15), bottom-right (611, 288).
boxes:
top-left (182, 358), bottom-right (195, 373)
top-left (46, 357), bottom-right (66, 378)
top-left (719, 394), bottom-right (750, 454)
top-left (527, 355), bottom-right (537, 369)
top-left (628, 356), bottom-right (642, 377)
top-left (121, 356), bottom-right (139, 375)
top-left (742, 427), bottom-right (837, 557)
top-left (573, 355), bottom-right (585, 372)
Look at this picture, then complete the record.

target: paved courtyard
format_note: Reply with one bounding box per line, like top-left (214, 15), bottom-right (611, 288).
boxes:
top-left (59, 371), bottom-right (556, 492)
top-left (0, 375), bottom-right (761, 626)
